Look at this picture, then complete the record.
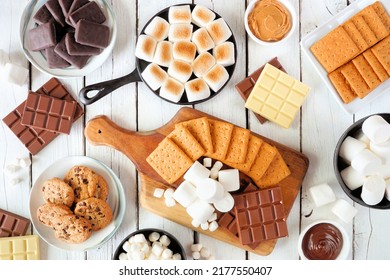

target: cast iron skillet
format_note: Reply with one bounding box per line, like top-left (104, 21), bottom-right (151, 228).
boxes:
top-left (79, 4), bottom-right (237, 105)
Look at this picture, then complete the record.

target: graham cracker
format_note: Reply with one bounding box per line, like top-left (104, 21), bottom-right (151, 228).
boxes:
top-left (352, 55), bottom-right (381, 89)
top-left (224, 135), bottom-right (263, 173)
top-left (363, 49), bottom-right (389, 82)
top-left (328, 69), bottom-right (357, 104)
top-left (146, 137), bottom-right (193, 184)
top-left (224, 126), bottom-right (251, 164)
top-left (168, 124), bottom-right (205, 161)
top-left (343, 20), bottom-right (369, 51)
top-left (248, 142), bottom-right (277, 181)
top-left (179, 117), bottom-right (213, 154)
top-left (372, 1), bottom-right (390, 31)
top-left (351, 15), bottom-right (378, 47)
top-left (357, 5), bottom-right (389, 41)
top-left (310, 26), bottom-right (359, 73)
top-left (205, 119), bottom-right (234, 161)
top-left (253, 151), bottom-right (291, 188)
top-left (340, 62), bottom-right (371, 98)
top-left (371, 35), bottom-right (390, 75)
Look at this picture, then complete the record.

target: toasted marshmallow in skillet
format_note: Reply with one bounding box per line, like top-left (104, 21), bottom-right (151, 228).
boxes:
top-left (169, 24), bottom-right (193, 42)
top-left (169, 5), bottom-right (192, 24)
top-left (153, 41), bottom-right (173, 67)
top-left (213, 41), bottom-right (235, 67)
top-left (159, 77), bottom-right (185, 103)
top-left (191, 5), bottom-right (216, 27)
top-left (172, 41), bottom-right (197, 63)
top-left (203, 64), bottom-right (229, 92)
top-left (185, 78), bottom-right (211, 102)
top-left (168, 60), bottom-right (193, 83)
top-left (206, 18), bottom-right (232, 45)
top-left (144, 16), bottom-right (170, 41)
top-left (192, 28), bottom-right (215, 53)
top-left (135, 34), bottom-right (157, 62)
top-left (192, 52), bottom-right (216, 78)
top-left (141, 63), bottom-right (168, 91)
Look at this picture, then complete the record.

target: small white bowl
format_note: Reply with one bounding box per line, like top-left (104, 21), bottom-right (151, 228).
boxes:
top-left (244, 0), bottom-right (297, 46)
top-left (298, 220), bottom-right (350, 260)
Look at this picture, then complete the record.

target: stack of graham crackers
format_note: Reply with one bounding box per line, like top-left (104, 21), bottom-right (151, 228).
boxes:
top-left (146, 117), bottom-right (291, 188)
top-left (310, 1), bottom-right (390, 104)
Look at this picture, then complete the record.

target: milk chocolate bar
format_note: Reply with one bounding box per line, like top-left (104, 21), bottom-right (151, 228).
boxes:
top-left (69, 1), bottom-right (106, 26)
top-left (0, 208), bottom-right (30, 238)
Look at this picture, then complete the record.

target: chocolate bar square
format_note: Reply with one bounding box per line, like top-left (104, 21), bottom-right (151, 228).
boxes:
top-left (0, 208), bottom-right (30, 238)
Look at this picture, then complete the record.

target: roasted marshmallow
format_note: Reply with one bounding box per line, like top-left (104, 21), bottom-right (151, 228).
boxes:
top-left (141, 63), bottom-right (168, 91)
top-left (172, 41), bottom-right (197, 63)
top-left (169, 5), bottom-right (191, 24)
top-left (168, 60), bottom-right (193, 83)
top-left (185, 78), bottom-right (211, 103)
top-left (338, 136), bottom-right (366, 163)
top-left (213, 41), bottom-right (235, 67)
top-left (361, 175), bottom-right (386, 205)
top-left (153, 41), bottom-right (173, 67)
top-left (135, 34), bottom-right (157, 62)
top-left (191, 5), bottom-right (216, 27)
top-left (206, 18), bottom-right (232, 45)
top-left (192, 52), bottom-right (216, 78)
top-left (351, 149), bottom-right (382, 176)
top-left (169, 24), bottom-right (193, 42)
top-left (340, 166), bottom-right (366, 191)
top-left (159, 77), bottom-right (184, 103)
top-left (362, 115), bottom-right (390, 144)
top-left (203, 64), bottom-right (229, 92)
top-left (192, 28), bottom-right (215, 53)
top-left (308, 183), bottom-right (336, 207)
top-left (144, 16), bottom-right (170, 41)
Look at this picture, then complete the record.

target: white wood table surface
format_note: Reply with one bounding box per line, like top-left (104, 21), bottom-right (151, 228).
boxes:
top-left (1, 0), bottom-right (389, 260)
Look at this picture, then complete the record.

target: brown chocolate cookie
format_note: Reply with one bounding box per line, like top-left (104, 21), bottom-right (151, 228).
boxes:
top-left (74, 198), bottom-right (113, 231)
top-left (52, 214), bottom-right (92, 243)
top-left (64, 166), bottom-right (98, 203)
top-left (42, 177), bottom-right (75, 207)
top-left (37, 203), bottom-right (72, 227)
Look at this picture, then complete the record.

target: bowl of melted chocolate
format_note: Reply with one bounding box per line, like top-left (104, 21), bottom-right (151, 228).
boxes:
top-left (298, 220), bottom-right (350, 260)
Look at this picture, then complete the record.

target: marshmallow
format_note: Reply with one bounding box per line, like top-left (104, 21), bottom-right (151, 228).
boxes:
top-left (218, 169), bottom-right (240, 192)
top-left (153, 188), bottom-right (165, 198)
top-left (191, 220), bottom-right (200, 228)
top-left (213, 41), bottom-right (235, 67)
top-left (203, 64), bottom-right (229, 92)
top-left (3, 63), bottom-right (28, 87)
top-left (201, 222), bottom-right (209, 230)
top-left (161, 248), bottom-right (173, 259)
top-left (351, 149), bottom-right (382, 176)
top-left (192, 251), bottom-right (201, 260)
top-left (122, 241), bottom-right (131, 252)
top-left (208, 212), bottom-right (217, 222)
top-left (172, 41), bottom-right (197, 63)
top-left (18, 157), bottom-right (31, 168)
top-left (169, 23), bottom-right (193, 42)
top-left (153, 41), bottom-right (173, 67)
top-left (149, 232), bottom-right (160, 242)
top-left (354, 130), bottom-right (370, 146)
top-left (144, 16), bottom-right (170, 41)
top-left (140, 243), bottom-right (150, 254)
top-left (159, 235), bottom-right (171, 247)
top-left (210, 169), bottom-right (219, 180)
top-left (185, 78), bottom-right (211, 103)
top-left (210, 161), bottom-right (223, 179)
top-left (152, 242), bottom-right (164, 257)
top-left (331, 199), bottom-right (358, 223)
top-left (164, 188), bottom-right (175, 199)
top-left (165, 197), bottom-right (176, 207)
top-left (4, 164), bottom-right (20, 174)
top-left (191, 243), bottom-right (203, 252)
top-left (169, 5), bottom-right (191, 24)
top-left (135, 34), bottom-right (157, 62)
top-left (200, 247), bottom-right (211, 258)
top-left (172, 181), bottom-right (198, 207)
top-left (206, 18), bottom-right (232, 45)
top-left (362, 115), bottom-right (390, 144)
top-left (203, 157), bottom-right (212, 168)
top-left (338, 136), bottom-right (366, 163)
top-left (208, 221), bottom-right (219, 232)
top-left (147, 253), bottom-right (159, 260)
top-left (9, 178), bottom-right (21, 186)
top-left (192, 52), bottom-right (216, 78)
top-left (133, 233), bottom-right (147, 243)
top-left (385, 179), bottom-right (390, 200)
top-left (213, 191), bottom-right (235, 212)
top-left (159, 77), bottom-right (184, 103)
top-left (119, 252), bottom-right (128, 260)
top-left (212, 161), bottom-right (223, 171)
top-left (377, 165), bottom-right (390, 179)
top-left (308, 183), bottom-right (336, 207)
top-left (184, 161), bottom-right (211, 185)
top-left (361, 175), bottom-right (386, 205)
top-left (191, 5), bottom-right (216, 27)
top-left (141, 63), bottom-right (168, 91)
top-left (186, 199), bottom-right (215, 223)
top-left (370, 140), bottom-right (390, 164)
top-left (172, 253), bottom-right (182, 260)
top-left (340, 166), bottom-right (365, 191)
top-left (192, 28), bottom-right (215, 53)
top-left (196, 178), bottom-right (225, 203)
top-left (168, 60), bottom-right (192, 83)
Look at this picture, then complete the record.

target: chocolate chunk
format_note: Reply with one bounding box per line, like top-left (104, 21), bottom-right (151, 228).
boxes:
top-left (45, 46), bottom-right (71, 68)
top-left (75, 20), bottom-right (109, 49)
top-left (58, 0), bottom-right (73, 17)
top-left (28, 21), bottom-right (56, 51)
top-left (65, 32), bottom-right (101, 56)
top-left (54, 36), bottom-right (90, 69)
top-left (0, 208), bottom-right (30, 237)
top-left (46, 0), bottom-right (66, 27)
top-left (33, 5), bottom-right (54, 25)
top-left (69, 1), bottom-right (106, 26)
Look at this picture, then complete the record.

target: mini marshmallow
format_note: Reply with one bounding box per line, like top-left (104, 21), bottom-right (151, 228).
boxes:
top-left (149, 232), bottom-right (160, 242)
top-left (161, 248), bottom-right (173, 259)
top-left (200, 247), bottom-right (211, 258)
top-left (210, 161), bottom-right (223, 179)
top-left (164, 188), bottom-right (175, 199)
top-left (201, 222), bottom-right (209, 230)
top-left (308, 183), bottom-right (336, 207)
top-left (4, 164), bottom-right (20, 174)
top-left (18, 157), bottom-right (31, 168)
top-left (192, 28), bottom-right (215, 53)
top-left (152, 242), bottom-right (164, 257)
top-left (9, 178), bottom-right (21, 186)
top-left (192, 52), bottom-right (216, 78)
top-left (362, 115), bottom-right (390, 144)
top-left (213, 191), bottom-right (235, 213)
top-left (172, 180), bottom-right (198, 207)
top-left (192, 251), bottom-right (201, 260)
top-left (169, 5), bottom-right (191, 24)
top-left (213, 41), bottom-right (235, 67)
top-left (340, 166), bottom-right (366, 191)
top-left (172, 41), bottom-right (197, 63)
top-left (169, 24), bottom-right (193, 42)
top-left (338, 136), bottom-right (366, 163)
top-left (370, 140), bottom-right (390, 165)
top-left (186, 199), bottom-right (215, 223)
top-left (133, 233), bottom-right (147, 243)
top-left (361, 175), bottom-right (386, 205)
top-left (196, 178), bottom-right (225, 203)
top-left (218, 169), bottom-right (240, 192)
top-left (210, 169), bottom-right (219, 179)
top-left (192, 5), bottom-right (216, 27)
top-left (153, 188), bottom-right (165, 198)
top-left (385, 179), bottom-right (390, 200)
top-left (135, 34), bottom-right (157, 62)
top-left (144, 16), bottom-right (170, 41)
top-left (131, 251), bottom-right (145, 260)
top-left (168, 60), bottom-right (193, 83)
top-left (212, 161), bottom-right (223, 171)
top-left (141, 63), bottom-right (168, 91)
top-left (351, 149), bottom-right (382, 176)
top-left (203, 64), bottom-right (229, 92)
top-left (206, 18), bottom-right (232, 45)
top-left (184, 161), bottom-right (211, 185)
top-left (159, 77), bottom-right (184, 103)
top-left (159, 235), bottom-right (171, 247)
top-left (331, 199), bottom-right (358, 223)
top-left (165, 197), bottom-right (176, 207)
top-left (191, 220), bottom-right (201, 228)
top-left (191, 243), bottom-right (203, 252)
top-left (172, 253), bottom-right (182, 260)
top-left (185, 78), bottom-right (211, 102)
top-left (147, 253), bottom-right (159, 260)
top-left (208, 221), bottom-right (219, 232)
top-left (128, 236), bottom-right (135, 243)
top-left (153, 41), bottom-right (173, 67)
top-left (140, 243), bottom-right (150, 254)
top-left (208, 212), bottom-right (217, 222)
top-left (130, 243), bottom-right (142, 252)
top-left (203, 157), bottom-right (212, 168)
top-left (119, 252), bottom-right (128, 260)
top-left (122, 241), bottom-right (131, 252)
top-left (3, 63), bottom-right (28, 87)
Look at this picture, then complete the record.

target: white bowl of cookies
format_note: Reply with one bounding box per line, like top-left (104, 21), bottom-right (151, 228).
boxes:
top-left (29, 156), bottom-right (126, 251)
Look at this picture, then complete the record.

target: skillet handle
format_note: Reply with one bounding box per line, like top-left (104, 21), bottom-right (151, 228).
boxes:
top-left (79, 68), bottom-right (142, 105)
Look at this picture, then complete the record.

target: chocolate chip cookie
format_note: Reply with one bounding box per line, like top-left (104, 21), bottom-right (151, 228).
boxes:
top-left (42, 177), bottom-right (75, 207)
top-left (93, 174), bottom-right (109, 201)
top-left (52, 214), bottom-right (92, 243)
top-left (37, 203), bottom-right (72, 227)
top-left (74, 198), bottom-right (113, 231)
top-left (64, 166), bottom-right (98, 203)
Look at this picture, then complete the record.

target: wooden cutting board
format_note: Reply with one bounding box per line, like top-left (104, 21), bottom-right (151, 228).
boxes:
top-left (85, 107), bottom-right (309, 256)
